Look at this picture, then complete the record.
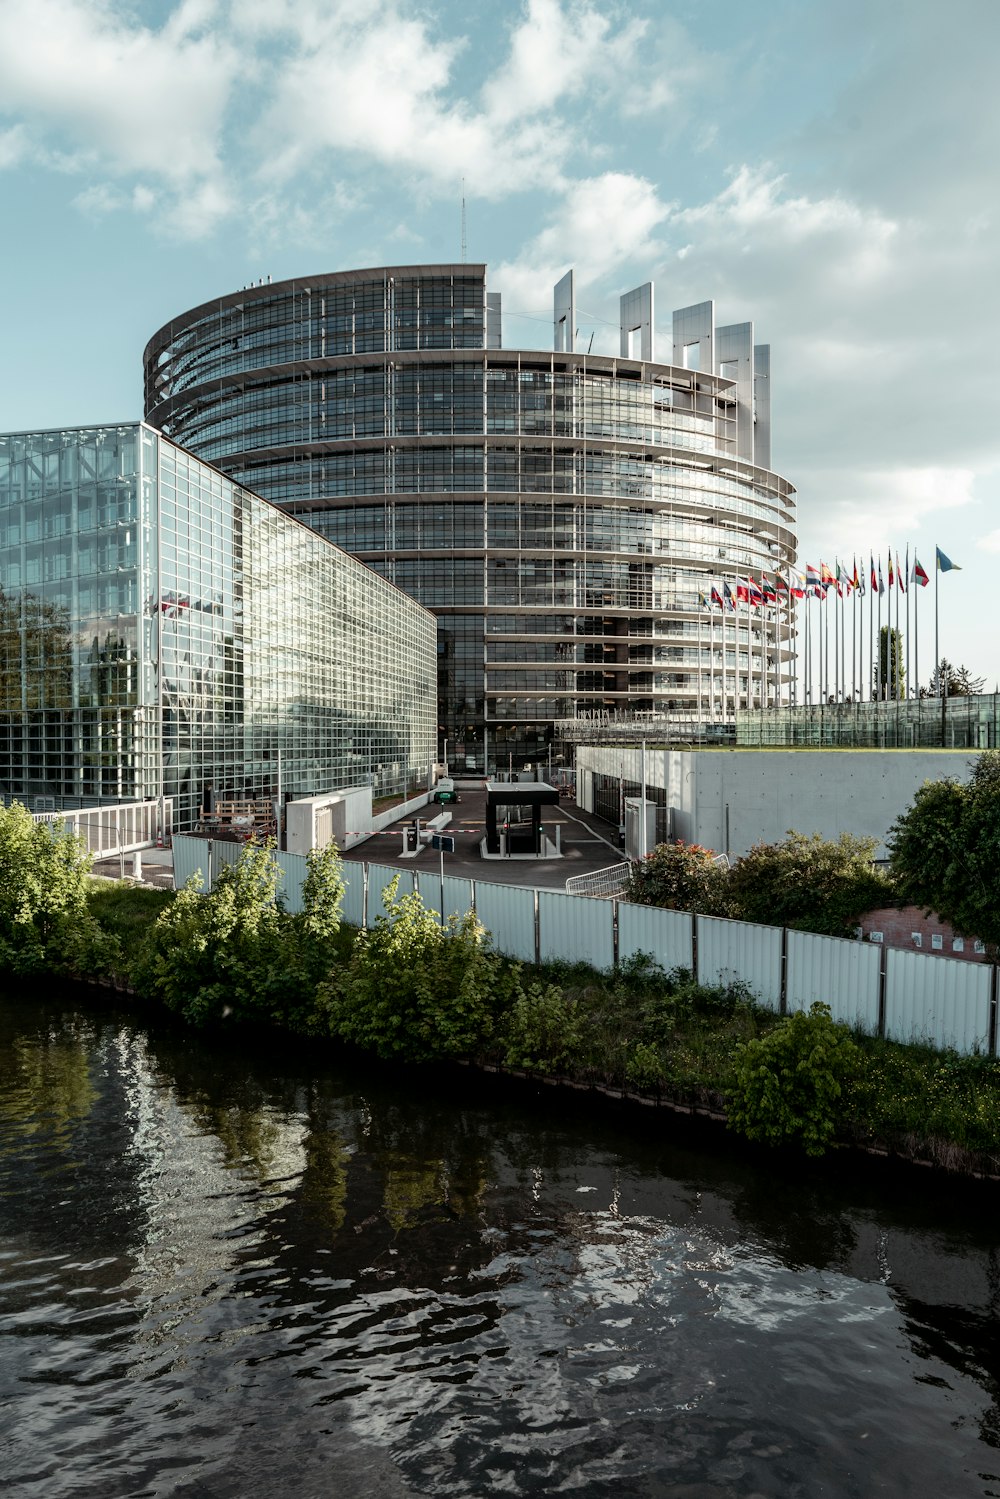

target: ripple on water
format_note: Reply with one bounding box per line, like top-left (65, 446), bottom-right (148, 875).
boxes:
top-left (1, 995), bottom-right (997, 1499)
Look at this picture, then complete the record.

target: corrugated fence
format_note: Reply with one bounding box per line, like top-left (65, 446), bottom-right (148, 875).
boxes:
top-left (170, 837), bottom-right (999, 1057)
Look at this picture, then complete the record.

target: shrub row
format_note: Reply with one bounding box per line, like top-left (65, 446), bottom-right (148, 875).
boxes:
top-left (2, 802), bottom-right (999, 1172)
top-left (624, 831), bottom-right (894, 938)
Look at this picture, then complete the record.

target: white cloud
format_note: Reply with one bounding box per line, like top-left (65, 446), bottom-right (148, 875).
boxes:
top-left (495, 171), bottom-right (671, 325)
top-left (0, 124), bottom-right (28, 170)
top-left (805, 467), bottom-right (977, 555)
top-left (0, 0), bottom-right (239, 230)
top-left (250, 0), bottom-right (683, 200)
top-left (671, 166), bottom-right (899, 289)
top-left (481, 0), bottom-right (647, 124)
top-left (72, 181), bottom-right (125, 217)
top-left (252, 1), bottom-right (569, 196)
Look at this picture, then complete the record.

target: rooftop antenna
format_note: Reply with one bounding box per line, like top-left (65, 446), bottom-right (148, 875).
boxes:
top-left (461, 179), bottom-right (467, 264)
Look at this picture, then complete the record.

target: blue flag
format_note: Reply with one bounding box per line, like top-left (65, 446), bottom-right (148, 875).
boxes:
top-left (936, 547), bottom-right (961, 572)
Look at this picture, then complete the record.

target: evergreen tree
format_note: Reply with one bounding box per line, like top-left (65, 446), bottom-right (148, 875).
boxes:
top-left (875, 625), bottom-right (904, 700)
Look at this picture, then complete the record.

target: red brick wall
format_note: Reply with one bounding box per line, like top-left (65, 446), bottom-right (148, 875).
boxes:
top-left (858, 906), bottom-right (988, 962)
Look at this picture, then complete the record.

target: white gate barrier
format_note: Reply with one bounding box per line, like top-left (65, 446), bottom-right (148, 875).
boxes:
top-left (168, 837), bottom-right (998, 1056)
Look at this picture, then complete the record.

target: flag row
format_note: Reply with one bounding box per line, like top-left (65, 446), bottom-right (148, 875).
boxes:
top-left (697, 547), bottom-right (959, 610)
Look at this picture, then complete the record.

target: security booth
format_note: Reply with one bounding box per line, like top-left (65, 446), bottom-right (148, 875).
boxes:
top-left (485, 781), bottom-right (560, 855)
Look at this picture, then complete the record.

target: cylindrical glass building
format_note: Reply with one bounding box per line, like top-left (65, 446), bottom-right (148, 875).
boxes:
top-left (144, 265), bottom-right (796, 772)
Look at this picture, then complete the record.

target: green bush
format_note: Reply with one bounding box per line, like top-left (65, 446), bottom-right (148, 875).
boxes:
top-left (320, 876), bottom-right (505, 1063)
top-left (0, 802), bottom-right (111, 976)
top-left (500, 978), bottom-right (581, 1072)
top-left (135, 840), bottom-right (346, 1027)
top-left (624, 841), bottom-right (729, 913)
top-left (727, 830), bottom-right (892, 937)
top-left (727, 1001), bottom-right (861, 1156)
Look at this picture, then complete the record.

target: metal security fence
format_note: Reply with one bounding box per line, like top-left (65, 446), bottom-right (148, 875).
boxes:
top-left (170, 837), bottom-right (1000, 1057)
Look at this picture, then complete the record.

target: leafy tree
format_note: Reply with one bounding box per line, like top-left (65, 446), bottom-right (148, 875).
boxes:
top-left (922, 658), bottom-right (986, 697)
top-left (0, 801), bottom-right (109, 975)
top-left (727, 831), bottom-right (892, 937)
top-left (136, 840), bottom-right (286, 1025)
top-left (887, 749), bottom-right (1000, 950)
top-left (623, 841), bottom-right (728, 913)
top-left (136, 839), bottom-right (346, 1026)
top-left (727, 1002), bottom-right (861, 1156)
top-left (875, 625), bottom-right (905, 700)
top-left (320, 875), bottom-right (507, 1062)
top-left (500, 979), bottom-right (581, 1072)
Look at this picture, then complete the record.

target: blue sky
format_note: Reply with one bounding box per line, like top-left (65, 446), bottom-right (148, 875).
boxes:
top-left (1, 0), bottom-right (998, 689)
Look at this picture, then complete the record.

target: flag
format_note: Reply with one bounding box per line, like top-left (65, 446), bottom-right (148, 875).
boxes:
top-left (806, 563), bottom-right (820, 589)
top-left (870, 555), bottom-right (877, 591)
top-left (852, 559), bottom-right (862, 593)
top-left (697, 589), bottom-right (710, 608)
top-left (736, 578), bottom-right (750, 603)
top-left (820, 562), bottom-right (836, 585)
top-left (911, 557), bottom-right (929, 587)
top-left (711, 585), bottom-right (725, 609)
top-left (748, 577), bottom-right (764, 607)
top-left (789, 568), bottom-right (806, 598)
top-left (888, 553), bottom-right (894, 588)
top-left (896, 551), bottom-right (905, 593)
top-left (936, 547), bottom-right (961, 572)
top-left (723, 582), bottom-right (735, 610)
top-left (877, 561), bottom-right (885, 595)
top-left (773, 573), bottom-right (789, 594)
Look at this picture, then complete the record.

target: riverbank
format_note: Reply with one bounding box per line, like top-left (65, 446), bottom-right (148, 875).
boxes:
top-left (74, 876), bottom-right (1000, 1182)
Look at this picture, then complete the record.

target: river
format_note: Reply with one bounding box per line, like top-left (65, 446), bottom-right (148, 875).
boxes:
top-left (1, 986), bottom-right (998, 1498)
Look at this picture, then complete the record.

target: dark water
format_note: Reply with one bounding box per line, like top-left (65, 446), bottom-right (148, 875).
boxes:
top-left (2, 989), bottom-right (999, 1499)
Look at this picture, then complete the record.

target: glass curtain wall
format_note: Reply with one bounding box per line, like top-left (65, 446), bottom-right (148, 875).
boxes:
top-left (0, 425), bottom-right (436, 827)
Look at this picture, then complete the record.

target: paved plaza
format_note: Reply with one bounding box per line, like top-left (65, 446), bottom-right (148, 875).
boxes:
top-left (340, 785), bottom-right (626, 892)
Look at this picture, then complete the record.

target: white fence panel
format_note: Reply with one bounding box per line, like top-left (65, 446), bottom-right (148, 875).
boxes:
top-left (617, 902), bottom-right (694, 974)
top-left (885, 950), bottom-right (992, 1055)
top-left (413, 872), bottom-right (476, 926)
top-left (474, 881), bottom-right (537, 962)
top-left (786, 931), bottom-right (881, 1033)
top-left (171, 834), bottom-right (205, 889)
top-left (341, 865), bottom-right (366, 928)
top-left (274, 851), bottom-right (309, 914)
top-left (366, 863), bottom-right (415, 921)
top-left (696, 915), bottom-right (783, 1011)
top-left (538, 890), bottom-right (615, 971)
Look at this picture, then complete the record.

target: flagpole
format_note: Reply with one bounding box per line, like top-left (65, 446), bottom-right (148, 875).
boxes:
top-left (707, 590), bottom-right (716, 725)
top-left (840, 576), bottom-right (845, 702)
top-left (791, 578), bottom-right (797, 707)
top-left (869, 556), bottom-right (874, 701)
top-left (905, 545), bottom-right (911, 699)
top-left (917, 557), bottom-right (923, 695)
top-left (876, 563), bottom-right (882, 699)
top-left (934, 554), bottom-right (940, 699)
top-left (806, 590), bottom-right (811, 705)
top-left (723, 583), bottom-right (730, 721)
top-left (851, 559), bottom-right (858, 703)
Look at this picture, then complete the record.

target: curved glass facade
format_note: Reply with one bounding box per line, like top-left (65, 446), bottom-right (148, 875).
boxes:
top-left (145, 266), bottom-right (797, 771)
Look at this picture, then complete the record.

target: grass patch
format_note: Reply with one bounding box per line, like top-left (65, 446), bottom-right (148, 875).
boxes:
top-left (88, 880), bottom-right (174, 945)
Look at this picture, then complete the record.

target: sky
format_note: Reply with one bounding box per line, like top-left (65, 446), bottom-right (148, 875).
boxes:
top-left (1, 0), bottom-right (998, 691)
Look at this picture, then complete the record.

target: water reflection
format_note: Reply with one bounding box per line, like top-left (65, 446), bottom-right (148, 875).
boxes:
top-left (1, 986), bottom-right (999, 1498)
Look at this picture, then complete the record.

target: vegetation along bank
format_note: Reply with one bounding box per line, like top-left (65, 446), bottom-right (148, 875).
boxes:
top-left (2, 781), bottom-right (999, 1179)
